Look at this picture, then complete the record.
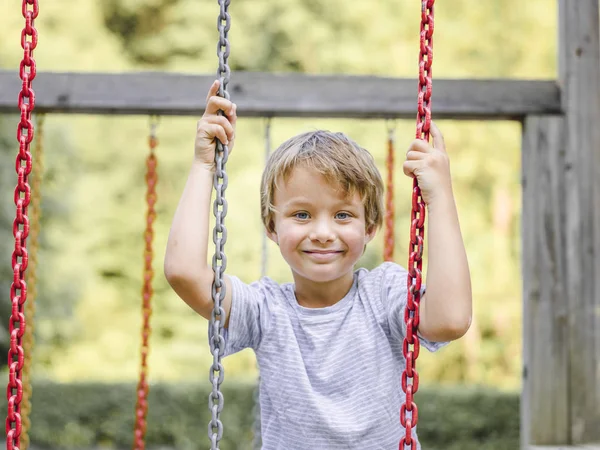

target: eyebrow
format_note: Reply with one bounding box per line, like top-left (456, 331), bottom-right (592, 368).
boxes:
top-left (282, 198), bottom-right (361, 210)
top-left (281, 198), bottom-right (312, 209)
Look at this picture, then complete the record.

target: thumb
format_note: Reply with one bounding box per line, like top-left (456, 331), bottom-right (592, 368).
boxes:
top-left (430, 121), bottom-right (446, 153)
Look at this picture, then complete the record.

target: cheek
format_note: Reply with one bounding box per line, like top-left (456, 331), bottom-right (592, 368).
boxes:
top-left (277, 223), bottom-right (306, 247)
top-left (343, 227), bottom-right (369, 251)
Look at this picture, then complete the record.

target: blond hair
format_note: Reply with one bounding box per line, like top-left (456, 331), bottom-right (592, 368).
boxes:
top-left (260, 130), bottom-right (384, 233)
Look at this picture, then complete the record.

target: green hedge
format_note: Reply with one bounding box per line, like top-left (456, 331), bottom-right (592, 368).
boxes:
top-left (6, 382), bottom-right (519, 449)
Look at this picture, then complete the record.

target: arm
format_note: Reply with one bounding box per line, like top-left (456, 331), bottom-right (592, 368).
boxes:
top-left (164, 162), bottom-right (232, 321)
top-left (420, 191), bottom-right (472, 341)
top-left (403, 122), bottom-right (472, 342)
top-left (164, 80), bottom-right (237, 325)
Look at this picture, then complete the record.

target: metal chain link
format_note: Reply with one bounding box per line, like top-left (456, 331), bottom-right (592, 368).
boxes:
top-left (208, 1), bottom-right (231, 448)
top-left (383, 121), bottom-right (396, 262)
top-left (400, 1), bottom-right (435, 448)
top-left (400, 1), bottom-right (434, 449)
top-left (7, 2), bottom-right (39, 450)
top-left (133, 117), bottom-right (159, 450)
top-left (259, 118), bottom-right (271, 280)
top-left (20, 114), bottom-right (44, 450)
top-left (252, 117), bottom-right (271, 450)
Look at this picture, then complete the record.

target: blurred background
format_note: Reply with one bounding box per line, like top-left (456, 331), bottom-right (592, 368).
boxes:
top-left (0, 1), bottom-right (556, 448)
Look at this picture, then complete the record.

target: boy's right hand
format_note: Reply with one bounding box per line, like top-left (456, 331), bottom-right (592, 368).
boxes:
top-left (195, 80), bottom-right (237, 169)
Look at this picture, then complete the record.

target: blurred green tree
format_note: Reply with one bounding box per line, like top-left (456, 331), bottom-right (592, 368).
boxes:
top-left (0, 113), bottom-right (81, 371)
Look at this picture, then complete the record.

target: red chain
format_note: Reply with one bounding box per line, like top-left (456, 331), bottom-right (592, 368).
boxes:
top-left (133, 124), bottom-right (158, 450)
top-left (7, 2), bottom-right (39, 450)
top-left (400, 1), bottom-right (434, 449)
top-left (384, 127), bottom-right (395, 262)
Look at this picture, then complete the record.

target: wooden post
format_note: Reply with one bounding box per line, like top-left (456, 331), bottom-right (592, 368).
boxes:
top-left (523, 0), bottom-right (600, 446)
top-left (545, 0), bottom-right (600, 446)
top-left (559, 0), bottom-right (600, 444)
top-left (521, 115), bottom-right (570, 447)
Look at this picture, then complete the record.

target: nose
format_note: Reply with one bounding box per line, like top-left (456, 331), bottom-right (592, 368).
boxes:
top-left (309, 218), bottom-right (335, 243)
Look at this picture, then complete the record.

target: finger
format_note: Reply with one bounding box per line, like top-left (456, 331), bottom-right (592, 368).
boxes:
top-left (408, 138), bottom-right (432, 154)
top-left (223, 103), bottom-right (237, 129)
top-left (406, 150), bottom-right (427, 161)
top-left (430, 121), bottom-right (446, 152)
top-left (229, 103), bottom-right (238, 126)
top-left (202, 123), bottom-right (230, 145)
top-left (205, 96), bottom-right (235, 116)
top-left (403, 160), bottom-right (423, 178)
top-left (206, 80), bottom-right (220, 102)
top-left (203, 115), bottom-right (235, 141)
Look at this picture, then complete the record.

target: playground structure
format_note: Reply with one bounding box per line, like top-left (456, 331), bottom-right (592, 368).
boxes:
top-left (1, 0), bottom-right (599, 449)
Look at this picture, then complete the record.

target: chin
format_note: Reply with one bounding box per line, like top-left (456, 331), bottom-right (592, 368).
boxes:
top-left (294, 264), bottom-right (354, 283)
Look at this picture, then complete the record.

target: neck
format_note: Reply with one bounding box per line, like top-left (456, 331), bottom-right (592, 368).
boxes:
top-left (292, 270), bottom-right (355, 308)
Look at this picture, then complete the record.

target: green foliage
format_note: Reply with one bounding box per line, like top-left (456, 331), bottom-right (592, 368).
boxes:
top-left (96, 0), bottom-right (556, 78)
top-left (0, 114), bottom-right (79, 369)
top-left (0, 115), bottom-right (17, 359)
top-left (100, 0), bottom-right (206, 66)
top-left (5, 382), bottom-right (518, 450)
top-left (0, 0), bottom-right (556, 388)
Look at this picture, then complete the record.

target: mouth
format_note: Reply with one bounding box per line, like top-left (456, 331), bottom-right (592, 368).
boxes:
top-left (302, 250), bottom-right (344, 261)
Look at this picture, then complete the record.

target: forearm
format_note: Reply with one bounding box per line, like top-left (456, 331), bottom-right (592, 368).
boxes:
top-left (164, 161), bottom-right (214, 282)
top-left (421, 192), bottom-right (472, 340)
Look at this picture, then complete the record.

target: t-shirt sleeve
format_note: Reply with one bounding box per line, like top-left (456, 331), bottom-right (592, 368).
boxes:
top-left (378, 262), bottom-right (448, 352)
top-left (221, 275), bottom-right (268, 357)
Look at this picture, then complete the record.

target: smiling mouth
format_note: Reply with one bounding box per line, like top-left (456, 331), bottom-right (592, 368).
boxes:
top-left (302, 250), bottom-right (344, 262)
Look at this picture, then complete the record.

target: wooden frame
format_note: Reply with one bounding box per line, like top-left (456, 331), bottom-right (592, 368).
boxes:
top-left (1, 1), bottom-right (598, 449)
top-left (521, 0), bottom-right (600, 448)
top-left (0, 71), bottom-right (560, 119)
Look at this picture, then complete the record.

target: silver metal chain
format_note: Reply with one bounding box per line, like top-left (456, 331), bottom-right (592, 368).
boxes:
top-left (260, 118), bottom-right (272, 280)
top-left (252, 117), bottom-right (272, 450)
top-left (208, 0), bottom-right (231, 448)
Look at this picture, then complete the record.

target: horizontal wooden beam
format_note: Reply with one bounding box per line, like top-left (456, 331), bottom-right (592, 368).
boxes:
top-left (0, 71), bottom-right (562, 120)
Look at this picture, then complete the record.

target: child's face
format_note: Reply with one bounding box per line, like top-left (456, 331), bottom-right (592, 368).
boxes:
top-left (268, 166), bottom-right (376, 284)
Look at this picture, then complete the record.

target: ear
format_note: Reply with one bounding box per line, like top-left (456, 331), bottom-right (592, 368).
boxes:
top-left (267, 230), bottom-right (278, 245)
top-left (266, 220), bottom-right (278, 245)
top-left (364, 224), bottom-right (377, 244)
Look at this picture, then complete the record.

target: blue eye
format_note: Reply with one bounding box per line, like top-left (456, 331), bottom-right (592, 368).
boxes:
top-left (336, 212), bottom-right (351, 220)
top-left (295, 212), bottom-right (310, 220)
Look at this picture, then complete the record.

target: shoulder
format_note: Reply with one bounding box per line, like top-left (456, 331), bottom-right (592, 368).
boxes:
top-left (355, 262), bottom-right (411, 306)
top-left (229, 274), bottom-right (294, 308)
top-left (349, 263), bottom-right (407, 323)
top-left (355, 262), bottom-right (408, 287)
top-left (225, 275), bottom-right (294, 345)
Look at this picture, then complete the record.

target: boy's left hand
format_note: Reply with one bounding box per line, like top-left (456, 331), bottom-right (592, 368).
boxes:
top-left (403, 122), bottom-right (453, 206)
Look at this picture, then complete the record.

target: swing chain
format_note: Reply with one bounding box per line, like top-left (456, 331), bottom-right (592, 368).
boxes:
top-left (383, 122), bottom-right (396, 262)
top-left (208, 0), bottom-right (231, 448)
top-left (416, 0), bottom-right (435, 141)
top-left (253, 118), bottom-right (271, 450)
top-left (133, 117), bottom-right (159, 450)
top-left (401, 1), bottom-right (434, 449)
top-left (20, 114), bottom-right (44, 450)
top-left (7, 2), bottom-right (39, 450)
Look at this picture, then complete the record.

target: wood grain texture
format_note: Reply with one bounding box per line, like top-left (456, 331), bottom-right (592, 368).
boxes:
top-left (559, 0), bottom-right (600, 445)
top-left (0, 70), bottom-right (561, 119)
top-left (521, 116), bottom-right (569, 447)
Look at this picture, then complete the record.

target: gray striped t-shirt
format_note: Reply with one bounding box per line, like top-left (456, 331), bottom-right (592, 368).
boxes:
top-left (224, 262), bottom-right (447, 449)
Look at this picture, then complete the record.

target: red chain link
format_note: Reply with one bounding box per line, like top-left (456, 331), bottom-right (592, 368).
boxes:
top-left (133, 125), bottom-right (158, 450)
top-left (384, 127), bottom-right (395, 262)
top-left (7, 2), bottom-right (39, 450)
top-left (400, 1), bottom-right (434, 449)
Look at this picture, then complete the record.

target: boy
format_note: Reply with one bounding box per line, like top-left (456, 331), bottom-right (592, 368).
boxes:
top-left (164, 80), bottom-right (472, 449)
